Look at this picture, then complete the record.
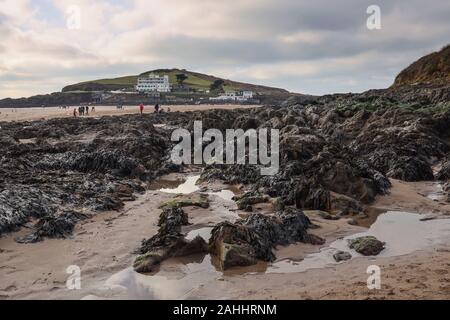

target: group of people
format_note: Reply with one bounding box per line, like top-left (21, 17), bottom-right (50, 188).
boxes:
top-left (73, 105), bottom-right (95, 117)
top-left (138, 103), bottom-right (171, 115)
top-left (70, 103), bottom-right (170, 117)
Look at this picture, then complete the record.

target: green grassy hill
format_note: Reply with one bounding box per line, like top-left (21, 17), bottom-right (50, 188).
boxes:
top-left (62, 68), bottom-right (290, 95)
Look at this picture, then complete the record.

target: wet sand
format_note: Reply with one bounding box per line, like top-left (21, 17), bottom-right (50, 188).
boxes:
top-left (0, 105), bottom-right (259, 123)
top-left (1, 171), bottom-right (449, 300)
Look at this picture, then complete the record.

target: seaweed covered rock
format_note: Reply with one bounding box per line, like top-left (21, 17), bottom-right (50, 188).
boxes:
top-left (0, 114), bottom-right (174, 238)
top-left (158, 195), bottom-right (210, 210)
top-left (199, 164), bottom-right (261, 185)
top-left (209, 208), bottom-right (324, 269)
top-left (134, 235), bottom-right (208, 273)
top-left (157, 207), bottom-right (189, 234)
top-left (386, 157), bottom-right (434, 181)
top-left (208, 222), bottom-right (261, 269)
top-left (234, 191), bottom-right (270, 210)
top-left (16, 211), bottom-right (90, 243)
top-left (133, 207), bottom-right (208, 273)
top-left (348, 236), bottom-right (385, 256)
top-left (436, 157), bottom-right (450, 181)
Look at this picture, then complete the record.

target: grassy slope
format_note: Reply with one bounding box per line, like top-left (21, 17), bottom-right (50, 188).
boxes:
top-left (62, 68), bottom-right (290, 95)
top-left (392, 44), bottom-right (450, 87)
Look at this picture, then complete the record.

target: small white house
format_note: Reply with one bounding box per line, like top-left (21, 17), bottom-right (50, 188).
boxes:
top-left (242, 90), bottom-right (253, 99)
top-left (209, 90), bottom-right (254, 102)
top-left (136, 74), bottom-right (171, 93)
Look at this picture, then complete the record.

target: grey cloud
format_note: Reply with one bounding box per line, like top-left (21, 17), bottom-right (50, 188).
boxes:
top-left (1, 0), bottom-right (449, 98)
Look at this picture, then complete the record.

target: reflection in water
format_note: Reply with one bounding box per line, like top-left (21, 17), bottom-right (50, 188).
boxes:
top-left (354, 207), bottom-right (386, 228)
top-left (158, 175), bottom-right (201, 194)
top-left (88, 255), bottom-right (222, 300)
top-left (268, 211), bottom-right (450, 274)
top-left (426, 182), bottom-right (445, 201)
top-left (88, 211), bottom-right (450, 299)
top-left (186, 227), bottom-right (214, 241)
top-left (208, 190), bottom-right (235, 202)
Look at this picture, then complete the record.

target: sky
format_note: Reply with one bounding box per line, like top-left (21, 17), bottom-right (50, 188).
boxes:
top-left (0, 0), bottom-right (449, 98)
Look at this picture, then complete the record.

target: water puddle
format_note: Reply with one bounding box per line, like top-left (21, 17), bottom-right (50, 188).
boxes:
top-left (89, 211), bottom-right (450, 299)
top-left (185, 227), bottom-right (213, 241)
top-left (208, 190), bottom-right (235, 202)
top-left (86, 255), bottom-right (223, 300)
top-left (267, 211), bottom-right (450, 274)
top-left (18, 138), bottom-right (37, 144)
top-left (207, 190), bottom-right (240, 221)
top-left (426, 182), bottom-right (445, 201)
top-left (158, 175), bottom-right (201, 194)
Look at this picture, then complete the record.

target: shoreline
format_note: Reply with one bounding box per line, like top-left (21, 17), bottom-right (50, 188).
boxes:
top-left (0, 104), bottom-right (260, 123)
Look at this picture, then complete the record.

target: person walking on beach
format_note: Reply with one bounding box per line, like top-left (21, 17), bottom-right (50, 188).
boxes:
top-left (73, 108), bottom-right (77, 117)
top-left (139, 103), bottom-right (144, 115)
top-left (154, 104), bottom-right (160, 113)
top-left (85, 105), bottom-right (89, 116)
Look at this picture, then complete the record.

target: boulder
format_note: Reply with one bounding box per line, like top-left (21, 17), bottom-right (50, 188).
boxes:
top-left (235, 191), bottom-right (270, 210)
top-left (134, 207), bottom-right (208, 273)
top-left (348, 236), bottom-right (385, 256)
top-left (209, 208), bottom-right (324, 269)
top-left (333, 251), bottom-right (352, 262)
top-left (436, 157), bottom-right (450, 181)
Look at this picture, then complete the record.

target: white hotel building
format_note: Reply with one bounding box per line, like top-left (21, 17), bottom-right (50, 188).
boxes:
top-left (136, 74), bottom-right (171, 93)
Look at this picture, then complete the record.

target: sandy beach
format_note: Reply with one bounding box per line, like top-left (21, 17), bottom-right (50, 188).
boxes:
top-left (1, 171), bottom-right (449, 300)
top-left (0, 105), bottom-right (259, 123)
top-left (1, 102), bottom-right (450, 301)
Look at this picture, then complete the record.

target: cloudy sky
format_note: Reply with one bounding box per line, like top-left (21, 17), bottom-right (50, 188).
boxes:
top-left (0, 0), bottom-right (449, 98)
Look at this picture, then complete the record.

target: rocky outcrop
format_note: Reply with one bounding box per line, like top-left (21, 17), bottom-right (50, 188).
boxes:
top-left (209, 208), bottom-right (324, 269)
top-left (198, 94), bottom-right (448, 213)
top-left (133, 207), bottom-right (208, 273)
top-left (0, 115), bottom-right (175, 238)
top-left (436, 157), bottom-right (450, 181)
top-left (16, 211), bottom-right (90, 243)
top-left (234, 191), bottom-right (270, 210)
top-left (2, 61), bottom-right (450, 245)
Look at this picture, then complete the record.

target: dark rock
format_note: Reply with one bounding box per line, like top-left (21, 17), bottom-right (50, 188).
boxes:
top-left (333, 251), bottom-right (352, 262)
top-left (0, 114), bottom-right (173, 238)
top-left (134, 235), bottom-right (208, 273)
top-left (386, 157), bottom-right (434, 181)
top-left (436, 157), bottom-right (450, 181)
top-left (235, 191), bottom-right (269, 210)
top-left (209, 208), bottom-right (324, 269)
top-left (157, 207), bottom-right (190, 234)
top-left (16, 211), bottom-right (90, 243)
top-left (348, 236), bottom-right (385, 256)
top-left (134, 207), bottom-right (208, 273)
